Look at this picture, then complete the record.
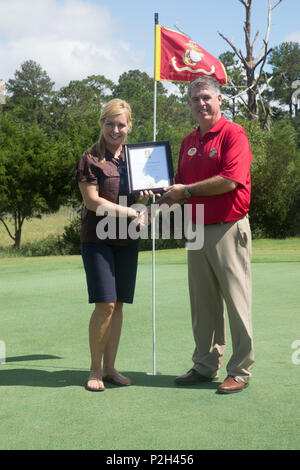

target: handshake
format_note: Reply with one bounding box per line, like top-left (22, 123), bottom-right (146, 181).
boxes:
top-left (131, 184), bottom-right (187, 229)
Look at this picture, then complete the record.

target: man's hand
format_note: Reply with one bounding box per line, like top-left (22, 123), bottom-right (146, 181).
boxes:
top-left (162, 184), bottom-right (186, 203)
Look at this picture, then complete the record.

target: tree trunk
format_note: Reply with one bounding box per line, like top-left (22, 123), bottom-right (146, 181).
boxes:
top-left (218, 0), bottom-right (283, 123)
top-left (14, 212), bottom-right (24, 249)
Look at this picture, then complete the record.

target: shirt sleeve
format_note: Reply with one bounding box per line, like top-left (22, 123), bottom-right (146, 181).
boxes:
top-left (219, 126), bottom-right (252, 186)
top-left (75, 153), bottom-right (98, 185)
top-left (175, 140), bottom-right (186, 184)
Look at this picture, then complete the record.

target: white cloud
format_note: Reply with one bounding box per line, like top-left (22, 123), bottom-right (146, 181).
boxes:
top-left (283, 31), bottom-right (300, 43)
top-left (0, 0), bottom-right (143, 88)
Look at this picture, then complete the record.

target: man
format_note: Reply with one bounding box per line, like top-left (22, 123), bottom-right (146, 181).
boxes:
top-left (163, 76), bottom-right (254, 393)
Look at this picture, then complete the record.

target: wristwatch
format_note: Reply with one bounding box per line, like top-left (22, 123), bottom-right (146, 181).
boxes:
top-left (184, 185), bottom-right (192, 198)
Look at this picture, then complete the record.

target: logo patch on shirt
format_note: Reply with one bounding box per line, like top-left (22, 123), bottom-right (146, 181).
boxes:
top-left (187, 147), bottom-right (197, 156)
top-left (209, 148), bottom-right (217, 157)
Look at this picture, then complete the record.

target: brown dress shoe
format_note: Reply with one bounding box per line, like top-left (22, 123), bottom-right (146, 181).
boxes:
top-left (218, 375), bottom-right (249, 394)
top-left (174, 368), bottom-right (217, 385)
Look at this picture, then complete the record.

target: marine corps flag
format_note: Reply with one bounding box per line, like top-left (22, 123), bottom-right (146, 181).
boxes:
top-left (155, 25), bottom-right (227, 85)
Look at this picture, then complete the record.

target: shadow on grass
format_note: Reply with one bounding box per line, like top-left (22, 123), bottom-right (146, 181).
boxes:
top-left (5, 354), bottom-right (62, 363)
top-left (0, 368), bottom-right (220, 390)
top-left (123, 371), bottom-right (220, 390)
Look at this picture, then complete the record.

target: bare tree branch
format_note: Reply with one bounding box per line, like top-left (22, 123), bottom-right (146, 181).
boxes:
top-left (255, 0), bottom-right (272, 63)
top-left (0, 217), bottom-right (15, 242)
top-left (227, 82), bottom-right (257, 101)
top-left (243, 24), bottom-right (251, 60)
top-left (224, 74), bottom-right (261, 120)
top-left (271, 0), bottom-right (283, 10)
top-left (218, 31), bottom-right (247, 67)
top-left (255, 46), bottom-right (273, 71)
top-left (219, 0), bottom-right (284, 120)
top-left (251, 29), bottom-right (260, 50)
top-left (174, 23), bottom-right (193, 40)
top-left (255, 0), bottom-right (283, 64)
top-left (257, 86), bottom-right (267, 114)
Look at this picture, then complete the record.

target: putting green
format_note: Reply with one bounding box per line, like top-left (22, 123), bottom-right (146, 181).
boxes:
top-left (0, 252), bottom-right (299, 450)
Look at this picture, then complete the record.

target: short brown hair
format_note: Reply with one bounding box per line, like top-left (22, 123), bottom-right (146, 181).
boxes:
top-left (188, 76), bottom-right (221, 98)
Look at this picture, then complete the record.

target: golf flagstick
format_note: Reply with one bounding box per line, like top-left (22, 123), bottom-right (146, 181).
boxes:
top-left (147, 194), bottom-right (161, 376)
top-left (147, 13), bottom-right (161, 376)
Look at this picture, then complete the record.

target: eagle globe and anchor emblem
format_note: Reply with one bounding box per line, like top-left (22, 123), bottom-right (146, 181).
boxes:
top-left (171, 41), bottom-right (215, 76)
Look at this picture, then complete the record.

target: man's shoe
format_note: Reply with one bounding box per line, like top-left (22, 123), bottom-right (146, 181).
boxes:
top-left (174, 368), bottom-right (217, 385)
top-left (218, 375), bottom-right (249, 394)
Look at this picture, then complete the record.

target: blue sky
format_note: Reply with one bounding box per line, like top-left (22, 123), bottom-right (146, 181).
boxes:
top-left (0, 0), bottom-right (299, 89)
top-left (104, 0), bottom-right (300, 62)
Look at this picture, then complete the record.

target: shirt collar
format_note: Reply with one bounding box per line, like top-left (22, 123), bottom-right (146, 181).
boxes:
top-left (105, 147), bottom-right (125, 166)
top-left (196, 114), bottom-right (227, 138)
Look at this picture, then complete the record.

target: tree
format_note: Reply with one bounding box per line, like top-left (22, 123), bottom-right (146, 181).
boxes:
top-left (112, 70), bottom-right (159, 142)
top-left (112, 70), bottom-right (194, 165)
top-left (268, 42), bottom-right (300, 116)
top-left (49, 74), bottom-right (114, 139)
top-left (238, 117), bottom-right (300, 237)
top-left (0, 115), bottom-right (75, 248)
top-left (4, 60), bottom-right (55, 129)
top-left (219, 0), bottom-right (283, 122)
top-left (218, 51), bottom-right (246, 118)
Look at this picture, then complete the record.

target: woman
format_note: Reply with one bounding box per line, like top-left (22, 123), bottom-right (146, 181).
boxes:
top-left (76, 99), bottom-right (148, 392)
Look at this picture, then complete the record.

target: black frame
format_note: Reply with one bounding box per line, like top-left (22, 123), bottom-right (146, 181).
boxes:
top-left (124, 141), bottom-right (174, 194)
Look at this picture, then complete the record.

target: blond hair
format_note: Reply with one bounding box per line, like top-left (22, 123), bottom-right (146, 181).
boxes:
top-left (89, 99), bottom-right (132, 162)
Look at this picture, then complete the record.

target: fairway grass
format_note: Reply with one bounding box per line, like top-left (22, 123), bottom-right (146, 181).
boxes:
top-left (0, 206), bottom-right (77, 247)
top-left (0, 250), bottom-right (299, 450)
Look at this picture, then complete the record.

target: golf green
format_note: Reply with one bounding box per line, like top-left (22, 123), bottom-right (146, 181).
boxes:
top-left (0, 252), bottom-right (299, 450)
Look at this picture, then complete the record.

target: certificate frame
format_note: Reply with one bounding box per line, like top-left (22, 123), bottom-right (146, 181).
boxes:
top-left (124, 141), bottom-right (174, 194)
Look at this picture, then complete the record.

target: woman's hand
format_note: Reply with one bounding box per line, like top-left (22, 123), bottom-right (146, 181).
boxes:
top-left (136, 190), bottom-right (161, 205)
top-left (130, 206), bottom-right (149, 230)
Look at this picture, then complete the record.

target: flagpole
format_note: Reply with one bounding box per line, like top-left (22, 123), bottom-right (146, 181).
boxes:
top-left (153, 12), bottom-right (158, 142)
top-left (148, 12), bottom-right (161, 376)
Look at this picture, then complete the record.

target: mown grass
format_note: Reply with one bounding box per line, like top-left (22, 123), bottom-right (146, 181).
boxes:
top-left (0, 206), bottom-right (77, 247)
top-left (1, 206), bottom-right (300, 262)
top-left (0, 251), bottom-right (299, 450)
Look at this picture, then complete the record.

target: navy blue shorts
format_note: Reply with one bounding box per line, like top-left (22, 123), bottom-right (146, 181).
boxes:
top-left (81, 241), bottom-right (140, 304)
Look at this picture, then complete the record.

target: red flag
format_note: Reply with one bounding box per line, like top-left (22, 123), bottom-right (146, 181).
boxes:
top-left (155, 25), bottom-right (227, 85)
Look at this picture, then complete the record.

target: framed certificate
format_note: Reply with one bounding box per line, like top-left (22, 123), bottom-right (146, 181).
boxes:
top-left (124, 141), bottom-right (174, 194)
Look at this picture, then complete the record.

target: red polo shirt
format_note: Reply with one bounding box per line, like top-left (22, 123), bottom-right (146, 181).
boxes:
top-left (175, 115), bottom-right (252, 224)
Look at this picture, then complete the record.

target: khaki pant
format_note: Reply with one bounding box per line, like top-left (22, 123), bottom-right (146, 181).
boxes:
top-left (187, 216), bottom-right (254, 383)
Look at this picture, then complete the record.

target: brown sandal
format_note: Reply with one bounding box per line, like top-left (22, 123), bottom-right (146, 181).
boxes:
top-left (85, 376), bottom-right (106, 392)
top-left (102, 372), bottom-right (132, 386)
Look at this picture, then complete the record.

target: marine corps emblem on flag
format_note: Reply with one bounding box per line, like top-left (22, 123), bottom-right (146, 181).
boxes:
top-left (155, 26), bottom-right (227, 85)
top-left (172, 40), bottom-right (215, 77)
top-left (183, 42), bottom-right (205, 67)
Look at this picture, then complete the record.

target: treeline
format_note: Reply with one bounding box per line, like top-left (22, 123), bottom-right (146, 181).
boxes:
top-left (0, 43), bottom-right (300, 251)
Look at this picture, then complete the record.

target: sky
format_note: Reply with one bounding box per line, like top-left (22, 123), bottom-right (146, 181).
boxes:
top-left (0, 0), bottom-right (299, 90)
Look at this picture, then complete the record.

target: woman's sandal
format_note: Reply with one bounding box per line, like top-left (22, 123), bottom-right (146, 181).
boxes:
top-left (102, 372), bottom-right (132, 387)
top-left (85, 376), bottom-right (106, 392)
